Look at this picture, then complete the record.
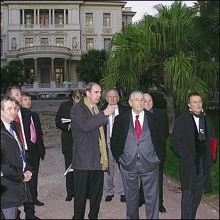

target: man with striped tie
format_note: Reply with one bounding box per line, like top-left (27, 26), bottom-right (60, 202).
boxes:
top-left (1, 95), bottom-right (32, 219)
top-left (6, 86), bottom-right (40, 219)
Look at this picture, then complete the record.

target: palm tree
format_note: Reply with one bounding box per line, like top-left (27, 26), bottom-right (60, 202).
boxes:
top-left (102, 1), bottom-right (218, 116)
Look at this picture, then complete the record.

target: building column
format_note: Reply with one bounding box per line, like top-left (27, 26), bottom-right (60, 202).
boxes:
top-left (52, 9), bottom-right (55, 25)
top-left (64, 58), bottom-right (67, 82)
top-left (49, 9), bottom-right (51, 25)
top-left (37, 9), bottom-right (40, 25)
top-left (34, 9), bottom-right (36, 25)
top-left (34, 58), bottom-right (38, 82)
top-left (22, 9), bottom-right (25, 25)
top-left (68, 59), bottom-right (70, 82)
top-left (51, 58), bottom-right (55, 81)
top-left (64, 9), bottom-right (66, 25)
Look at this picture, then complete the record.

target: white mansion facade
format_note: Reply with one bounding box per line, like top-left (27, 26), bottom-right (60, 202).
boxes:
top-left (1, 0), bottom-right (135, 96)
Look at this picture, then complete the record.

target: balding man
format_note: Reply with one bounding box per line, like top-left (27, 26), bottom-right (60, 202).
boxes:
top-left (139, 93), bottom-right (169, 213)
top-left (102, 89), bottom-right (128, 203)
top-left (70, 82), bottom-right (116, 219)
top-left (111, 91), bottom-right (160, 219)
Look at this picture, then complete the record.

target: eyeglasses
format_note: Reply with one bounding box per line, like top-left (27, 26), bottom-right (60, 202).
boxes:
top-left (131, 99), bottom-right (145, 103)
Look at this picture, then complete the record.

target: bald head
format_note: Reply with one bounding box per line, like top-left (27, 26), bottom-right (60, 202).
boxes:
top-left (143, 93), bottom-right (153, 111)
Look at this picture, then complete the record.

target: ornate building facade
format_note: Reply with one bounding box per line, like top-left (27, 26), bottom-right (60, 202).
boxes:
top-left (1, 0), bottom-right (135, 96)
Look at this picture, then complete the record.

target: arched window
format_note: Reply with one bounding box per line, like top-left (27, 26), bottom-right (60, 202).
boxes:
top-left (11, 38), bottom-right (17, 50)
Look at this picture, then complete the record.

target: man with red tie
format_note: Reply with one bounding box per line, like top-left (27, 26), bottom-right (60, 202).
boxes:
top-left (111, 91), bottom-right (160, 219)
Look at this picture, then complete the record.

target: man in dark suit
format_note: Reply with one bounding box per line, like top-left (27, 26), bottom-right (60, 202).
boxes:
top-left (71, 82), bottom-right (116, 219)
top-left (21, 93), bottom-right (45, 206)
top-left (139, 93), bottom-right (169, 213)
top-left (1, 95), bottom-right (32, 219)
top-left (172, 92), bottom-right (215, 219)
top-left (55, 90), bottom-right (83, 202)
top-left (111, 90), bottom-right (160, 219)
top-left (6, 86), bottom-right (40, 219)
top-left (102, 89), bottom-right (128, 203)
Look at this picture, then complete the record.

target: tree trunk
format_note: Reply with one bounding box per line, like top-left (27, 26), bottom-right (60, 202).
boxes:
top-left (164, 87), bottom-right (175, 133)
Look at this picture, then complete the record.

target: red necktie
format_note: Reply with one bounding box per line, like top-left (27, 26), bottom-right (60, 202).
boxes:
top-left (135, 115), bottom-right (142, 140)
top-left (15, 115), bottom-right (25, 146)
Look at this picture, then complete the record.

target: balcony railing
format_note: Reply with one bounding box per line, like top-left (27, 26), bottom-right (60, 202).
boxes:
top-left (21, 81), bottom-right (86, 98)
top-left (17, 46), bottom-right (71, 53)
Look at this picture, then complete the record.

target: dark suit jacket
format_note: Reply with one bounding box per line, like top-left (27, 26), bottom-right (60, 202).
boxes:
top-left (31, 111), bottom-right (45, 159)
top-left (151, 108), bottom-right (169, 161)
top-left (110, 109), bottom-right (159, 164)
top-left (1, 120), bottom-right (30, 208)
top-left (172, 109), bottom-right (214, 191)
top-left (70, 99), bottom-right (108, 170)
top-left (55, 99), bottom-right (74, 155)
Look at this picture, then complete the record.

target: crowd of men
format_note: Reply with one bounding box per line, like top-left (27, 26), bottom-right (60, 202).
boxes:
top-left (1, 82), bottom-right (216, 219)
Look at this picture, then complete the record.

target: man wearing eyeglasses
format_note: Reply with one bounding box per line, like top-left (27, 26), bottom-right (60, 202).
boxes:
top-left (111, 90), bottom-right (160, 219)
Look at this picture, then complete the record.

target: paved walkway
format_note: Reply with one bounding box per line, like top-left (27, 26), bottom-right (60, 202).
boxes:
top-left (19, 146), bottom-right (218, 219)
top-left (21, 99), bottom-right (218, 219)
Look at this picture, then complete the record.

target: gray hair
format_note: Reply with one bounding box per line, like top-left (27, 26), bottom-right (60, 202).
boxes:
top-left (85, 82), bottom-right (100, 92)
top-left (143, 93), bottom-right (152, 100)
top-left (1, 95), bottom-right (17, 111)
top-left (129, 90), bottom-right (144, 101)
top-left (106, 89), bottom-right (119, 97)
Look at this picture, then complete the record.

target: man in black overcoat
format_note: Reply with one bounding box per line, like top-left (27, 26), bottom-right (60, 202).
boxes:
top-left (172, 92), bottom-right (215, 219)
top-left (55, 90), bottom-right (83, 201)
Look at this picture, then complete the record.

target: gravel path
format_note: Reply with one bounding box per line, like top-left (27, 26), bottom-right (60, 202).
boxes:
top-left (18, 100), bottom-right (218, 219)
top-left (23, 147), bottom-right (218, 219)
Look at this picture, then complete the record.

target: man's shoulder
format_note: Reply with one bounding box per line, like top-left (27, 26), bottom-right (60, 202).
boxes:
top-left (117, 109), bottom-right (130, 119)
top-left (118, 103), bottom-right (129, 112)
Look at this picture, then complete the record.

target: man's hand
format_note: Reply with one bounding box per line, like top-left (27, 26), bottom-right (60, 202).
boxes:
top-left (23, 170), bottom-right (32, 182)
top-left (103, 105), bottom-right (117, 116)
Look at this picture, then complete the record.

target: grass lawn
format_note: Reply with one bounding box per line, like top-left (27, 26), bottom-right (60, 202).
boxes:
top-left (164, 109), bottom-right (219, 195)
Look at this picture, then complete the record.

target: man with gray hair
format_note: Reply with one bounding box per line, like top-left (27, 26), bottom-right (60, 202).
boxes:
top-left (102, 89), bottom-right (128, 203)
top-left (111, 90), bottom-right (160, 219)
top-left (70, 82), bottom-right (116, 219)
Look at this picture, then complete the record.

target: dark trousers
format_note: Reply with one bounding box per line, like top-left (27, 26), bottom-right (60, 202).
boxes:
top-left (29, 153), bottom-right (40, 201)
top-left (181, 174), bottom-right (205, 219)
top-left (139, 160), bottom-right (164, 206)
top-left (64, 154), bottom-right (74, 197)
top-left (159, 160), bottom-right (164, 206)
top-left (73, 170), bottom-right (104, 219)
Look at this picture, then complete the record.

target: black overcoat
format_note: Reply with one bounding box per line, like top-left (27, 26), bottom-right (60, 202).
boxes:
top-left (172, 109), bottom-right (214, 191)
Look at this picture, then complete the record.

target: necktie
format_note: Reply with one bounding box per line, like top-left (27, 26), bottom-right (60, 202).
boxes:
top-left (135, 115), bottom-right (142, 140)
top-left (112, 110), bottom-right (115, 124)
top-left (9, 123), bottom-right (26, 163)
top-left (91, 106), bottom-right (96, 116)
top-left (14, 115), bottom-right (25, 146)
top-left (9, 124), bottom-right (15, 137)
top-left (30, 117), bottom-right (37, 144)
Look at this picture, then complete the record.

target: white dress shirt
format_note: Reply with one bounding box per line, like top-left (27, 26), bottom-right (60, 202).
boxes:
top-left (131, 110), bottom-right (144, 128)
top-left (18, 110), bottom-right (28, 150)
top-left (193, 116), bottom-right (199, 132)
top-left (109, 105), bottom-right (119, 137)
